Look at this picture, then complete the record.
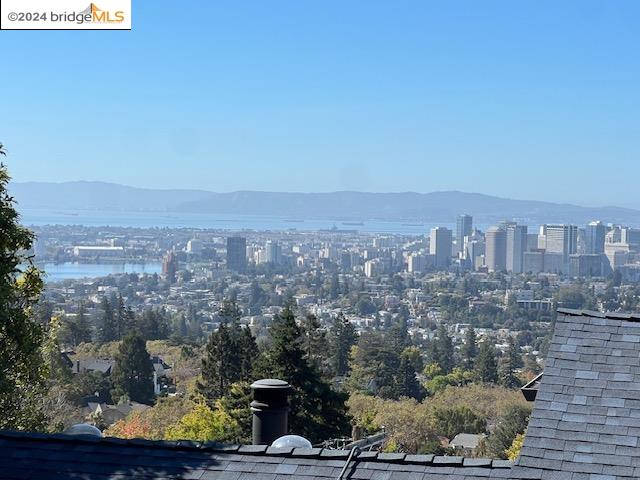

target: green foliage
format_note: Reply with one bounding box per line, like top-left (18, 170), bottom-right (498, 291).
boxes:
top-left (253, 305), bottom-right (350, 443)
top-left (498, 337), bottom-right (524, 388)
top-left (355, 296), bottom-right (377, 316)
top-left (486, 404), bottom-right (531, 459)
top-left (299, 313), bottom-right (329, 373)
top-left (460, 327), bottom-right (477, 370)
top-left (0, 161), bottom-right (49, 431)
top-left (428, 324), bottom-right (455, 374)
top-left (328, 312), bottom-right (357, 376)
top-left (424, 367), bottom-right (475, 395)
top-left (396, 355), bottom-right (425, 400)
top-left (136, 308), bottom-right (169, 340)
top-left (67, 371), bottom-right (113, 405)
top-left (475, 340), bottom-right (498, 383)
top-left (348, 384), bottom-right (529, 455)
top-left (432, 405), bottom-right (486, 440)
top-left (197, 300), bottom-right (257, 407)
top-left (216, 381), bottom-right (253, 444)
top-left (105, 396), bottom-right (191, 440)
top-left (112, 332), bottom-right (154, 404)
top-left (506, 431), bottom-right (525, 461)
top-left (164, 402), bottom-right (238, 442)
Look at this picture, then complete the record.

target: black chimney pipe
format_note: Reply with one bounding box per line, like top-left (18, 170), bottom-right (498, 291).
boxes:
top-left (250, 379), bottom-right (291, 445)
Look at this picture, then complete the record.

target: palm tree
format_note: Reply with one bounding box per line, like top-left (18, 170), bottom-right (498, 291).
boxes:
top-left (0, 143), bottom-right (6, 156)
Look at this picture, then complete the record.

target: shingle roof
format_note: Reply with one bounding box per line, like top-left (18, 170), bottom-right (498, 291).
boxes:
top-left (0, 429), bottom-right (514, 479)
top-left (3, 309), bottom-right (640, 480)
top-left (517, 309), bottom-right (640, 479)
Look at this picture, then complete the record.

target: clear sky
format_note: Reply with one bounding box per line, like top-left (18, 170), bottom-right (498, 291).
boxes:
top-left (1, 1), bottom-right (639, 206)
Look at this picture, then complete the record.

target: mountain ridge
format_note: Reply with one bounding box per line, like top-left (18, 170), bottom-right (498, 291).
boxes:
top-left (9, 181), bottom-right (640, 225)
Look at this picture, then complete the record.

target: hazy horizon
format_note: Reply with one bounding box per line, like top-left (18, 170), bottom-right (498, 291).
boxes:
top-left (2, 1), bottom-right (640, 207)
top-left (8, 179), bottom-right (640, 210)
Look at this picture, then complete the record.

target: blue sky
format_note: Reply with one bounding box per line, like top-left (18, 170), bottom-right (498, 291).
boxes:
top-left (1, 1), bottom-right (639, 206)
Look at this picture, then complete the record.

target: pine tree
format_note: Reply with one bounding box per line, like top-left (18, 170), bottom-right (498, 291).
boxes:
top-left (430, 323), bottom-right (454, 374)
top-left (98, 297), bottom-right (117, 343)
top-left (394, 356), bottom-right (425, 400)
top-left (0, 158), bottom-right (48, 431)
top-left (475, 340), bottom-right (498, 383)
top-left (329, 312), bottom-right (357, 376)
top-left (112, 331), bottom-right (154, 404)
top-left (198, 323), bottom-right (238, 405)
top-left (115, 294), bottom-right (127, 340)
top-left (253, 305), bottom-right (350, 443)
top-left (460, 327), bottom-right (477, 370)
top-left (198, 302), bottom-right (257, 407)
top-left (299, 313), bottom-right (328, 372)
top-left (498, 337), bottom-right (523, 388)
top-left (389, 314), bottom-right (411, 351)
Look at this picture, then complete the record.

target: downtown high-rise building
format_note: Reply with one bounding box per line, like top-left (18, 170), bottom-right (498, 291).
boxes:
top-left (429, 227), bottom-right (452, 269)
top-left (485, 226), bottom-right (507, 272)
top-left (161, 250), bottom-right (177, 283)
top-left (506, 223), bottom-right (528, 274)
top-left (456, 214), bottom-right (473, 253)
top-left (542, 224), bottom-right (578, 266)
top-left (585, 221), bottom-right (606, 254)
top-left (226, 236), bottom-right (247, 272)
top-left (264, 240), bottom-right (282, 264)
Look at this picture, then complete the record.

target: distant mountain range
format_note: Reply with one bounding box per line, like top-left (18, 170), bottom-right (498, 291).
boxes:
top-left (10, 181), bottom-right (640, 225)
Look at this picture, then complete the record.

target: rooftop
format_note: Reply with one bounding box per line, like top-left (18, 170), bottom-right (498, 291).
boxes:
top-left (3, 308), bottom-right (640, 479)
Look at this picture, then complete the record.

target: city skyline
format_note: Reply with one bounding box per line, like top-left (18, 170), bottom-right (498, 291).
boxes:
top-left (2, 1), bottom-right (640, 206)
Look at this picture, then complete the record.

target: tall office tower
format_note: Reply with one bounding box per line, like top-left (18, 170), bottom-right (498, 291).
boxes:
top-left (585, 221), bottom-right (606, 254)
top-left (485, 226), bottom-right (507, 272)
top-left (506, 224), bottom-right (528, 273)
top-left (543, 224), bottom-right (578, 265)
top-left (456, 214), bottom-right (473, 253)
top-left (621, 227), bottom-right (640, 249)
top-left (161, 250), bottom-right (177, 284)
top-left (226, 236), bottom-right (247, 272)
top-left (264, 240), bottom-right (282, 264)
top-left (429, 227), bottom-right (452, 269)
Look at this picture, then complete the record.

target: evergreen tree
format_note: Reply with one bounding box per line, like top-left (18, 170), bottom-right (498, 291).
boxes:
top-left (475, 340), bottom-right (498, 383)
top-left (460, 327), bottom-right (477, 370)
top-left (198, 323), bottom-right (238, 405)
top-left (430, 323), bottom-right (454, 374)
top-left (346, 330), bottom-right (400, 398)
top-left (300, 313), bottom-right (328, 372)
top-left (394, 356), bottom-right (425, 400)
top-left (389, 314), bottom-right (411, 351)
top-left (112, 331), bottom-right (154, 404)
top-left (498, 337), bottom-right (523, 388)
top-left (253, 305), bottom-right (350, 443)
top-left (236, 326), bottom-right (258, 381)
top-left (98, 297), bottom-right (117, 343)
top-left (248, 281), bottom-right (268, 313)
top-left (0, 159), bottom-right (48, 431)
top-left (328, 312), bottom-right (358, 376)
top-left (486, 404), bottom-right (531, 459)
top-left (329, 273), bottom-right (340, 300)
top-left (198, 302), bottom-right (257, 407)
top-left (115, 294), bottom-right (127, 340)
top-left (137, 308), bottom-right (169, 340)
top-left (218, 298), bottom-right (242, 324)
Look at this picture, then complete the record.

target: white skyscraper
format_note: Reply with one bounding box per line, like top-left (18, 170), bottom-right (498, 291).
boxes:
top-left (485, 226), bottom-right (507, 272)
top-left (429, 227), bottom-right (452, 269)
top-left (506, 224), bottom-right (528, 273)
top-left (542, 224), bottom-right (578, 266)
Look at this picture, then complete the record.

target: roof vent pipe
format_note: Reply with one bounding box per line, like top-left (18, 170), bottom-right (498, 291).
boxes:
top-left (250, 379), bottom-right (291, 445)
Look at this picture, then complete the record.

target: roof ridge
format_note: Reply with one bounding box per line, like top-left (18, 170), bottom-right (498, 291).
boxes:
top-left (0, 430), bottom-right (512, 468)
top-left (556, 308), bottom-right (640, 320)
